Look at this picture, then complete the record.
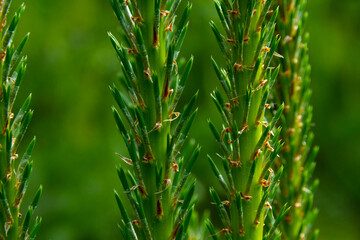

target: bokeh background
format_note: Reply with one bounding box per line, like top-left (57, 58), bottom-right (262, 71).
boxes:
top-left (9, 0), bottom-right (360, 239)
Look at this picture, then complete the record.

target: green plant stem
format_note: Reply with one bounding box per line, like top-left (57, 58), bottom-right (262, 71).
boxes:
top-left (273, 0), bottom-right (319, 239)
top-left (0, 1), bottom-right (41, 239)
top-left (110, 1), bottom-right (198, 239)
top-left (207, 1), bottom-right (288, 239)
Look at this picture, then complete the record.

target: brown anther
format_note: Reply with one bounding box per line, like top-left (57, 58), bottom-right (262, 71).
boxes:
top-left (134, 117), bottom-right (139, 127)
top-left (238, 125), bottom-right (248, 135)
top-left (9, 113), bottom-right (14, 119)
top-left (150, 122), bottom-right (162, 133)
top-left (127, 48), bottom-right (136, 54)
top-left (225, 103), bottom-right (231, 109)
top-left (221, 200), bottom-right (230, 206)
top-left (252, 9), bottom-right (257, 15)
top-left (262, 46), bottom-right (271, 53)
top-left (253, 79), bottom-right (268, 93)
top-left (154, 28), bottom-right (160, 46)
top-left (219, 228), bottom-right (231, 234)
top-left (257, 27), bottom-right (262, 32)
top-left (124, 0), bottom-right (129, 6)
top-left (139, 99), bottom-right (147, 109)
top-left (129, 94), bottom-right (140, 107)
top-left (209, 228), bottom-right (232, 237)
top-left (132, 220), bottom-right (141, 226)
top-left (260, 179), bottom-right (271, 187)
top-left (115, 153), bottom-right (133, 166)
top-left (226, 38), bottom-right (236, 44)
top-left (0, 20), bottom-right (4, 33)
top-left (172, 162), bottom-right (179, 172)
top-left (173, 60), bottom-right (178, 72)
top-left (227, 10), bottom-right (239, 16)
top-left (265, 104), bottom-right (271, 109)
top-left (230, 97), bottom-right (239, 106)
top-left (1, 50), bottom-right (6, 62)
top-left (138, 186), bottom-right (147, 197)
top-left (230, 160), bottom-right (241, 167)
top-left (168, 88), bottom-right (174, 97)
top-left (14, 193), bottom-right (22, 207)
top-left (240, 192), bottom-right (252, 200)
top-left (18, 213), bottom-right (22, 218)
top-left (129, 185), bottom-right (139, 192)
top-left (160, 10), bottom-right (169, 16)
top-left (164, 111), bottom-right (180, 122)
top-left (131, 16), bottom-right (142, 23)
top-left (253, 148), bottom-right (262, 161)
top-left (265, 142), bottom-right (274, 152)
top-left (130, 33), bottom-right (136, 39)
top-left (239, 229), bottom-right (245, 235)
top-left (267, 130), bottom-right (271, 137)
top-left (244, 36), bottom-right (249, 42)
top-left (10, 78), bottom-right (15, 84)
top-left (11, 154), bottom-right (18, 160)
top-left (254, 220), bottom-right (260, 226)
top-left (166, 20), bottom-right (174, 32)
top-left (234, 63), bottom-right (243, 71)
top-left (143, 152), bottom-right (154, 163)
top-left (6, 172), bottom-right (11, 180)
top-left (163, 178), bottom-right (171, 187)
top-left (157, 199), bottom-right (163, 218)
top-left (265, 201), bottom-right (272, 209)
top-left (227, 139), bottom-right (232, 144)
top-left (144, 68), bottom-right (152, 80)
top-left (221, 127), bottom-right (232, 141)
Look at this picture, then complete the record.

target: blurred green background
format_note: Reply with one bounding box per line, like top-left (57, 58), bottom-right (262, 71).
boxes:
top-left (10, 0), bottom-right (360, 239)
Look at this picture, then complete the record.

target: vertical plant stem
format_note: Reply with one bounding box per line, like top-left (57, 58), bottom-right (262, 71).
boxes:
top-left (207, 1), bottom-right (289, 239)
top-left (109, 1), bottom-right (199, 239)
top-left (0, 1), bottom-right (42, 239)
top-left (273, 0), bottom-right (319, 239)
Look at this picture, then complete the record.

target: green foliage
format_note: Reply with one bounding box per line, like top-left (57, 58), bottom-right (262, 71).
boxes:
top-left (0, 0), bottom-right (41, 239)
top-left (207, 0), bottom-right (289, 239)
top-left (272, 0), bottom-right (319, 239)
top-left (109, 0), bottom-right (199, 239)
